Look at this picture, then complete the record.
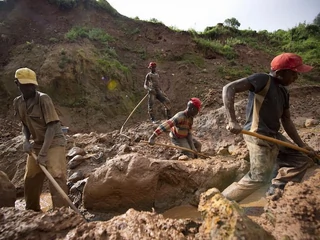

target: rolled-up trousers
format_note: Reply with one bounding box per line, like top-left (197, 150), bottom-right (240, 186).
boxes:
top-left (24, 146), bottom-right (68, 211)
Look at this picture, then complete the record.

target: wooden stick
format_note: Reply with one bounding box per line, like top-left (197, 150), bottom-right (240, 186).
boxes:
top-left (140, 140), bottom-right (210, 158)
top-left (30, 153), bottom-right (84, 218)
top-left (120, 93), bottom-right (149, 134)
top-left (241, 130), bottom-right (320, 159)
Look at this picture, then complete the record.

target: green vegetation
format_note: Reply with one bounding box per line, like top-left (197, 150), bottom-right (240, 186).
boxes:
top-left (148, 18), bottom-right (163, 25)
top-left (191, 16), bottom-right (320, 69)
top-left (47, 0), bottom-right (119, 15)
top-left (224, 17), bottom-right (240, 29)
top-left (89, 0), bottom-right (119, 16)
top-left (217, 65), bottom-right (253, 79)
top-left (49, 37), bottom-right (59, 43)
top-left (58, 48), bottom-right (72, 69)
top-left (48, 0), bottom-right (79, 10)
top-left (65, 26), bottom-right (113, 43)
top-left (194, 37), bottom-right (238, 60)
top-left (179, 53), bottom-right (205, 69)
top-left (65, 25), bottom-right (129, 83)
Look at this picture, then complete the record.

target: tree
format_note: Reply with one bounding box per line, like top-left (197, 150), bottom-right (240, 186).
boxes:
top-left (224, 18), bottom-right (241, 29)
top-left (313, 12), bottom-right (320, 26)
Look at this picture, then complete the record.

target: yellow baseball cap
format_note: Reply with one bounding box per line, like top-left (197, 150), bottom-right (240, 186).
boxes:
top-left (15, 68), bottom-right (38, 85)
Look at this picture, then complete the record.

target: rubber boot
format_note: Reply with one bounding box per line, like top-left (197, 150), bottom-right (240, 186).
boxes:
top-left (221, 182), bottom-right (262, 202)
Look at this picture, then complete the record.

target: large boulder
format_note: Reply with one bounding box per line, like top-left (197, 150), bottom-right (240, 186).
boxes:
top-left (0, 170), bottom-right (16, 207)
top-left (83, 153), bottom-right (248, 213)
top-left (198, 188), bottom-right (274, 239)
top-left (0, 135), bottom-right (25, 196)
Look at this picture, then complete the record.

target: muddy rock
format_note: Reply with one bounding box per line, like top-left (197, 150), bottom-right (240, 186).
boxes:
top-left (0, 207), bottom-right (85, 240)
top-left (83, 153), bottom-right (248, 213)
top-left (118, 144), bottom-right (131, 154)
top-left (305, 118), bottom-right (319, 127)
top-left (198, 188), bottom-right (274, 239)
top-left (0, 135), bottom-right (25, 185)
top-left (68, 171), bottom-right (85, 183)
top-left (68, 155), bottom-right (85, 169)
top-left (67, 147), bottom-right (86, 158)
top-left (70, 178), bottom-right (88, 208)
top-left (260, 169), bottom-right (320, 239)
top-left (0, 171), bottom-right (16, 207)
top-left (67, 208), bottom-right (200, 240)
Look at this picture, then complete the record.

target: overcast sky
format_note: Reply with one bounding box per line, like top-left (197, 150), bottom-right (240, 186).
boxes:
top-left (107, 0), bottom-right (320, 32)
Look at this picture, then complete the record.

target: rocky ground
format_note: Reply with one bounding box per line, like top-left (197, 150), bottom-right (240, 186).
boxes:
top-left (0, 0), bottom-right (320, 239)
top-left (0, 84), bottom-right (319, 239)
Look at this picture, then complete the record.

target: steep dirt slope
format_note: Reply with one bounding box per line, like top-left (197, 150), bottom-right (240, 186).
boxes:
top-left (0, 0), bottom-right (281, 134)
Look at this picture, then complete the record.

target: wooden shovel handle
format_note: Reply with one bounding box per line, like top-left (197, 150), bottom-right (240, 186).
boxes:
top-left (241, 130), bottom-right (320, 159)
top-left (30, 152), bottom-right (83, 217)
top-left (120, 93), bottom-right (149, 134)
top-left (140, 140), bottom-right (210, 158)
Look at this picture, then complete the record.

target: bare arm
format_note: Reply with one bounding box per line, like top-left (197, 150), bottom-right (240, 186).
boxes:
top-left (22, 123), bottom-right (33, 153)
top-left (22, 123), bottom-right (31, 142)
top-left (281, 109), bottom-right (305, 147)
top-left (144, 74), bottom-right (150, 90)
top-left (222, 78), bottom-right (252, 133)
top-left (39, 121), bottom-right (58, 156)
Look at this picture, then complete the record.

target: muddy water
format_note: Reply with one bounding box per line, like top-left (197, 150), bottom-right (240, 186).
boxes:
top-left (162, 204), bottom-right (202, 221)
top-left (239, 184), bottom-right (269, 221)
top-left (163, 185), bottom-right (269, 221)
top-left (14, 189), bottom-right (267, 221)
top-left (15, 192), bottom-right (53, 212)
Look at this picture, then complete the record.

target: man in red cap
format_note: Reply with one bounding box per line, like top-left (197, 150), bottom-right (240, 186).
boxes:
top-left (221, 53), bottom-right (316, 201)
top-left (148, 98), bottom-right (202, 159)
top-left (144, 62), bottom-right (172, 123)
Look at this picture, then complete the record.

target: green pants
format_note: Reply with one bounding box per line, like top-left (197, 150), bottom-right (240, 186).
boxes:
top-left (222, 133), bottom-right (313, 202)
top-left (24, 146), bottom-right (68, 211)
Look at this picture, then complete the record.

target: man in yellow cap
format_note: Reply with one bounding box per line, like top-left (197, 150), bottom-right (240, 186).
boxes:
top-left (221, 53), bottom-right (316, 202)
top-left (13, 67), bottom-right (68, 211)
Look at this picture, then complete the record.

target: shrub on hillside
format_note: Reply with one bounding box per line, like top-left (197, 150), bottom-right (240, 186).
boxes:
top-left (48, 0), bottom-right (79, 10)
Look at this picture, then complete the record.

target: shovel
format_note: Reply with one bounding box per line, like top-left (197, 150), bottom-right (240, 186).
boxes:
top-left (140, 140), bottom-right (210, 158)
top-left (241, 130), bottom-right (320, 161)
top-left (30, 152), bottom-right (86, 219)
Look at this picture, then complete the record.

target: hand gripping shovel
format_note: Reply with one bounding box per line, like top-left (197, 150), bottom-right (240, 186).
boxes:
top-left (30, 152), bottom-right (87, 220)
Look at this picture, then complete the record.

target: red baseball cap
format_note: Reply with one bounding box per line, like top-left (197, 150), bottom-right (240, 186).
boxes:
top-left (271, 53), bottom-right (313, 72)
top-left (189, 97), bottom-right (201, 111)
top-left (148, 62), bottom-right (156, 69)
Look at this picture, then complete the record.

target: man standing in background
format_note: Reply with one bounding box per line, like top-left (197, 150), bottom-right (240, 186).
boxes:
top-left (144, 61), bottom-right (172, 123)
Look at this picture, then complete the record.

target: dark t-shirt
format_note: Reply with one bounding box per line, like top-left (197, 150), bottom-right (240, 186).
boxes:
top-left (243, 73), bottom-right (289, 137)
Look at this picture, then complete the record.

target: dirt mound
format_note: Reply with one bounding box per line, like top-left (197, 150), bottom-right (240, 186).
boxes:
top-left (259, 169), bottom-right (320, 239)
